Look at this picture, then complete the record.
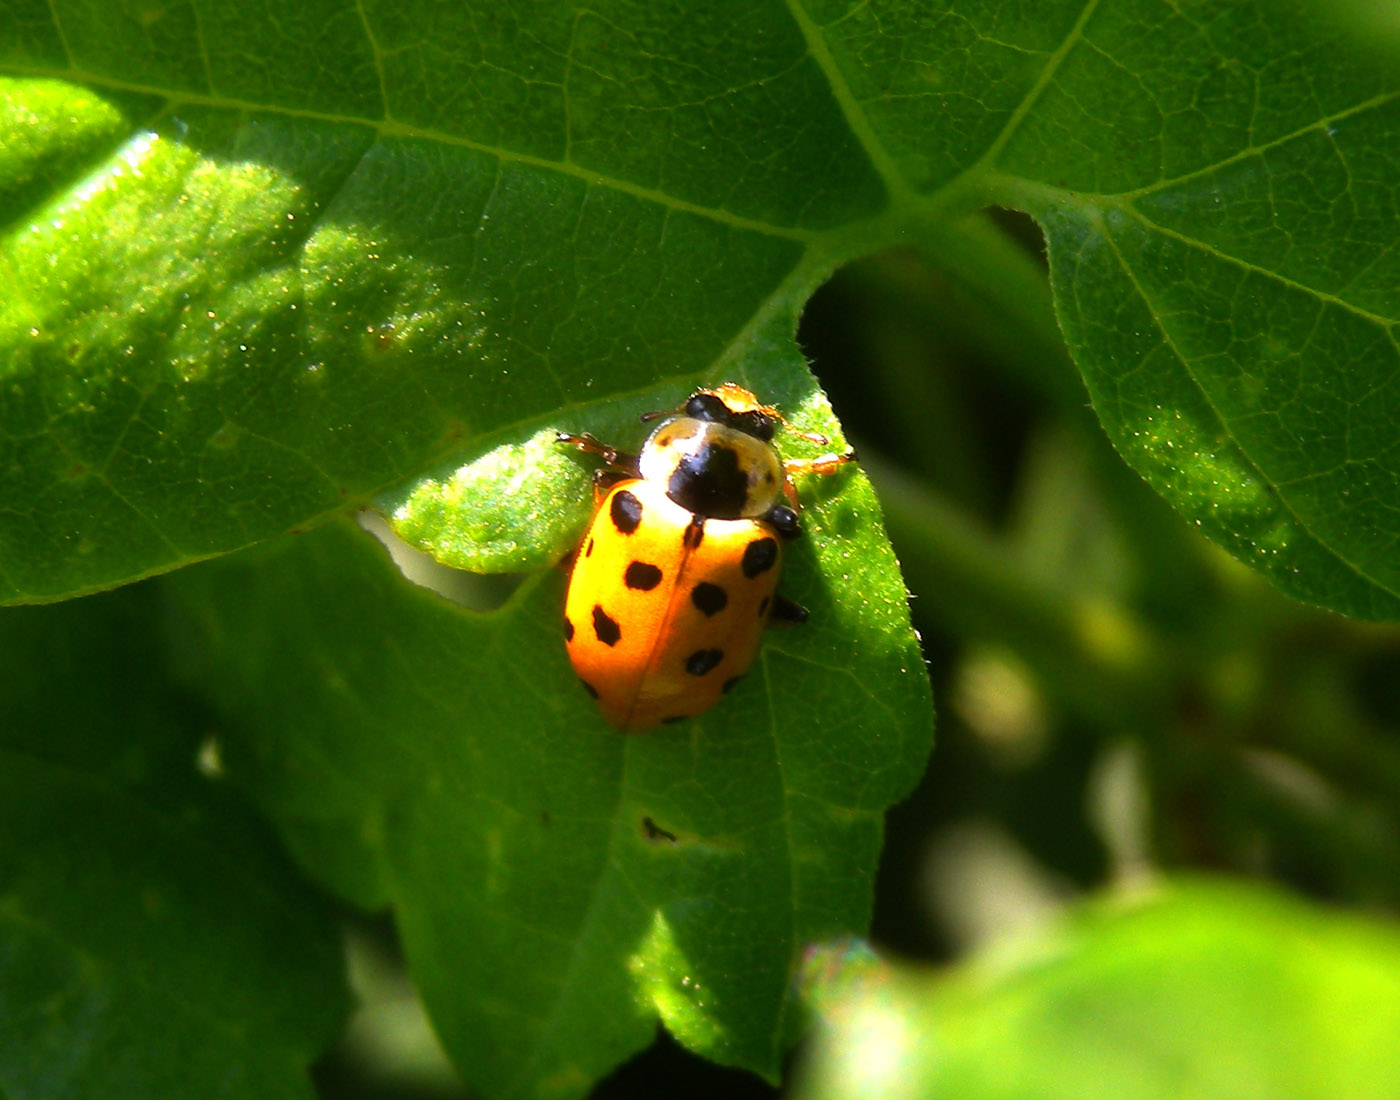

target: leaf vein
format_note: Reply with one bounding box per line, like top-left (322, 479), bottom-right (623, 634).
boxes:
top-left (41, 0), bottom-right (75, 70)
top-left (962, 0), bottom-right (1104, 178)
top-left (1099, 220), bottom-right (1399, 601)
top-left (1, 64), bottom-right (817, 244)
top-left (352, 0), bottom-right (392, 121)
top-left (1121, 204), bottom-right (1396, 330)
top-left (1114, 89), bottom-right (1400, 202)
top-left (779, 0), bottom-right (904, 203)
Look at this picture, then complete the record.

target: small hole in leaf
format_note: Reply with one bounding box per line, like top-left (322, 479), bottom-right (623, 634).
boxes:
top-left (640, 816), bottom-right (677, 844)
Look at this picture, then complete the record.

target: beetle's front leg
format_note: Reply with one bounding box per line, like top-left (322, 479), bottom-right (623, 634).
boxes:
top-left (556, 432), bottom-right (640, 477)
top-left (780, 448), bottom-right (858, 509)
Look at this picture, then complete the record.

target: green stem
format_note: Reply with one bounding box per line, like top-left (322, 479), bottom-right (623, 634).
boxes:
top-left (869, 454), bottom-right (1175, 727)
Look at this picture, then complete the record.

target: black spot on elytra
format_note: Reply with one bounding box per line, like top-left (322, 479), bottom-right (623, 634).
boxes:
top-left (758, 596), bottom-right (771, 618)
top-left (722, 675), bottom-right (743, 694)
top-left (585, 537), bottom-right (594, 558)
top-left (593, 605), bottom-right (621, 646)
top-left (579, 678), bottom-right (599, 699)
top-left (611, 490), bottom-right (643, 534)
top-left (742, 537), bottom-right (778, 578)
top-left (691, 582), bottom-right (728, 616)
top-left (625, 561), bottom-right (663, 590)
top-left (685, 648), bottom-right (723, 676)
top-left (564, 617), bottom-right (575, 642)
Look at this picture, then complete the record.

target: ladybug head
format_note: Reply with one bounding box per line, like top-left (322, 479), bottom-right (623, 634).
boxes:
top-left (684, 386), bottom-right (778, 442)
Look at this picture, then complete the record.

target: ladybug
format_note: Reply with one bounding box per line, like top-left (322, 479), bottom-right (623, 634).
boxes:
top-left (556, 383), bottom-right (856, 732)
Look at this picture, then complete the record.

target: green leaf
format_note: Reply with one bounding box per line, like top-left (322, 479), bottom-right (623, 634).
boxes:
top-left (0, 0), bottom-right (869, 603)
top-left (965, 2), bottom-right (1400, 619)
top-left (4, 0), bottom-right (1398, 618)
top-left (0, 587), bottom-right (348, 1099)
top-left (5, 0), bottom-right (1397, 1092)
top-left (386, 427), bottom-right (593, 574)
top-left (169, 484), bottom-right (930, 1096)
top-left (798, 877), bottom-right (1400, 1100)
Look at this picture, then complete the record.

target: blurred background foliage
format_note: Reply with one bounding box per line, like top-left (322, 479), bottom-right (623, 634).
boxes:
top-left (815, 226), bottom-right (1400, 944)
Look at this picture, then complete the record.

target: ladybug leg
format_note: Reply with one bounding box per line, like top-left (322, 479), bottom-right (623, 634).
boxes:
top-left (639, 402), bottom-right (683, 424)
top-left (783, 447), bottom-right (858, 480)
top-left (781, 447), bottom-right (857, 510)
top-left (556, 432), bottom-right (640, 476)
top-left (591, 467), bottom-right (632, 506)
top-left (768, 595), bottom-right (810, 625)
top-left (764, 502), bottom-right (803, 541)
